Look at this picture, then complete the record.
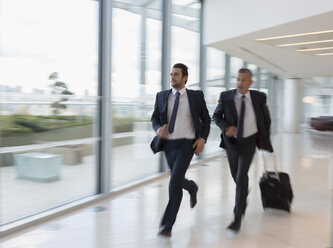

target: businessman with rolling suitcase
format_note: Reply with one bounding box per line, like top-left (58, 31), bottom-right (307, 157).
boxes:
top-left (213, 68), bottom-right (274, 232)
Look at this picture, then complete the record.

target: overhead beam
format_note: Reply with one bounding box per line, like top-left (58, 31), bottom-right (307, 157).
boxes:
top-left (113, 1), bottom-right (200, 32)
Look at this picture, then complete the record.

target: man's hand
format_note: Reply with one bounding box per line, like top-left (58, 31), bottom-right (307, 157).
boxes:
top-left (225, 126), bottom-right (237, 137)
top-left (157, 124), bottom-right (169, 138)
top-left (193, 138), bottom-right (205, 155)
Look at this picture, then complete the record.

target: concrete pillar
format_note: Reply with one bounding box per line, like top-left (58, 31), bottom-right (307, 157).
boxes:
top-left (283, 78), bottom-right (302, 132)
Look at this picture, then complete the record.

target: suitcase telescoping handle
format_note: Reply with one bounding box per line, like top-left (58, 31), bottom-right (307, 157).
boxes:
top-left (262, 152), bottom-right (280, 180)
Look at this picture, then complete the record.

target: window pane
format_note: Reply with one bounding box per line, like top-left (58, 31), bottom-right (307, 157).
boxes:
top-left (248, 64), bottom-right (258, 88)
top-left (230, 56), bottom-right (244, 88)
top-left (205, 47), bottom-right (225, 154)
top-left (206, 47), bottom-right (225, 84)
top-left (111, 1), bottom-right (162, 188)
top-left (171, 0), bottom-right (200, 89)
top-left (0, 0), bottom-right (99, 224)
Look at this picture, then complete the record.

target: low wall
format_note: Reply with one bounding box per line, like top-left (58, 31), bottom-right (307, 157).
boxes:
top-left (0, 122), bottom-right (153, 167)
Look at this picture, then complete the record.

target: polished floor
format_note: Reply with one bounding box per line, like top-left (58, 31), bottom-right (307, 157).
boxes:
top-left (0, 132), bottom-right (333, 248)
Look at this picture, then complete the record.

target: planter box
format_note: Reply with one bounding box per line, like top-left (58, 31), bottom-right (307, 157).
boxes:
top-left (44, 146), bottom-right (83, 165)
top-left (14, 152), bottom-right (62, 182)
top-left (60, 145), bottom-right (83, 165)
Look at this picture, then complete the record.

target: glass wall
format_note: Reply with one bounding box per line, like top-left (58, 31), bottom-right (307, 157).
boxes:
top-left (0, 0), bottom-right (207, 229)
top-left (110, 0), bottom-right (162, 188)
top-left (205, 47), bottom-right (225, 154)
top-left (0, 0), bottom-right (99, 224)
top-left (171, 0), bottom-right (201, 89)
top-left (247, 64), bottom-right (258, 89)
top-left (229, 56), bottom-right (244, 89)
top-left (303, 87), bottom-right (333, 124)
top-left (302, 77), bottom-right (333, 124)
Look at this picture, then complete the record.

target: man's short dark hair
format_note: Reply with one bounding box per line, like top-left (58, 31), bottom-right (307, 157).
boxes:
top-left (238, 68), bottom-right (252, 78)
top-left (173, 63), bottom-right (188, 78)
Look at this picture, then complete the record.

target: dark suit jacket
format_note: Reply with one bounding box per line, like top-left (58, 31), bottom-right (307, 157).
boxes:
top-left (213, 89), bottom-right (273, 152)
top-left (150, 89), bottom-right (211, 153)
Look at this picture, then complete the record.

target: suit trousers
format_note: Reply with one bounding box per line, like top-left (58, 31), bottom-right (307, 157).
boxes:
top-left (161, 138), bottom-right (196, 230)
top-left (225, 133), bottom-right (257, 218)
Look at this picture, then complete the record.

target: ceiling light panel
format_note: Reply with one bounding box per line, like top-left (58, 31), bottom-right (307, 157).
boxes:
top-left (296, 46), bottom-right (333, 52)
top-left (296, 47), bottom-right (333, 56)
top-left (316, 52), bottom-right (333, 56)
top-left (256, 32), bottom-right (333, 46)
top-left (280, 42), bottom-right (333, 51)
top-left (278, 39), bottom-right (333, 47)
top-left (255, 30), bottom-right (333, 41)
top-left (255, 29), bottom-right (333, 56)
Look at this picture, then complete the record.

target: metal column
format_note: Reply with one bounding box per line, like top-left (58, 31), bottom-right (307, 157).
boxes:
top-left (97, 0), bottom-right (112, 193)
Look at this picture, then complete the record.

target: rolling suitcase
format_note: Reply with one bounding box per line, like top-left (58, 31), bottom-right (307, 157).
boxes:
top-left (259, 154), bottom-right (293, 212)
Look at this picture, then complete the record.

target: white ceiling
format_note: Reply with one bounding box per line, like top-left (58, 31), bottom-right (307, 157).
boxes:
top-left (209, 11), bottom-right (333, 79)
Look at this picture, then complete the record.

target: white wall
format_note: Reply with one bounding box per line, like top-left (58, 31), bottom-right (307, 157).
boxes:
top-left (204, 0), bottom-right (333, 45)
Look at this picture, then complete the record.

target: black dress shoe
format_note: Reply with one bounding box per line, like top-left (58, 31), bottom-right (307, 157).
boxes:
top-left (190, 182), bottom-right (198, 208)
top-left (227, 217), bottom-right (241, 232)
top-left (158, 228), bottom-right (172, 237)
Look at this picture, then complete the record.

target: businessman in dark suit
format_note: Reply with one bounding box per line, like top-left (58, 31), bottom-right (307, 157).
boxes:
top-left (213, 68), bottom-right (273, 232)
top-left (151, 63), bottom-right (210, 237)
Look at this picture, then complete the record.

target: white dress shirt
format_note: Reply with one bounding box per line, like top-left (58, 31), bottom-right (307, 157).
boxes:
top-left (234, 91), bottom-right (258, 138)
top-left (167, 87), bottom-right (195, 140)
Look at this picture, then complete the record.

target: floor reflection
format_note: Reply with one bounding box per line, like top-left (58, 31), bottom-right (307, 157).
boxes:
top-left (0, 132), bottom-right (332, 248)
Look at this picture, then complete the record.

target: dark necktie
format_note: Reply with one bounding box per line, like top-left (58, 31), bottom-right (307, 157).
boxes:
top-left (237, 95), bottom-right (245, 139)
top-left (168, 91), bottom-right (180, 134)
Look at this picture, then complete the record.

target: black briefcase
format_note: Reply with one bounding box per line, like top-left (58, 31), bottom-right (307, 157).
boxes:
top-left (259, 154), bottom-right (293, 212)
top-left (150, 136), bottom-right (164, 154)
